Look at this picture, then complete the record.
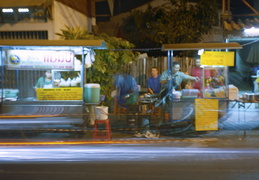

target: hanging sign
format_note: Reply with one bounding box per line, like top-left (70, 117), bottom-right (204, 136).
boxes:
top-left (201, 51), bottom-right (234, 66)
top-left (36, 87), bottom-right (83, 100)
top-left (6, 50), bottom-right (74, 70)
top-left (195, 99), bottom-right (218, 131)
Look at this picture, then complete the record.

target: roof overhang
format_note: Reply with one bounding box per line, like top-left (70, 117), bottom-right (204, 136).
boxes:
top-left (162, 42), bottom-right (242, 51)
top-left (0, 40), bottom-right (106, 55)
top-left (0, 39), bottom-right (106, 49)
top-left (0, 0), bottom-right (52, 7)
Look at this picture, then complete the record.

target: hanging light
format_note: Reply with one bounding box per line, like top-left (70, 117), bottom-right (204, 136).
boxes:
top-left (2, 8), bottom-right (14, 13)
top-left (244, 27), bottom-right (259, 36)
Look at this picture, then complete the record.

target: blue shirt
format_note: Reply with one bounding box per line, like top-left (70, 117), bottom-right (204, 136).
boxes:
top-left (148, 75), bottom-right (161, 94)
top-left (114, 74), bottom-right (139, 108)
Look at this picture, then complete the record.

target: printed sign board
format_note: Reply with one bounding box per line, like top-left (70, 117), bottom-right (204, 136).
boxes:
top-left (201, 51), bottom-right (234, 66)
top-left (36, 88), bottom-right (83, 100)
top-left (6, 50), bottom-right (74, 70)
top-left (195, 99), bottom-right (218, 131)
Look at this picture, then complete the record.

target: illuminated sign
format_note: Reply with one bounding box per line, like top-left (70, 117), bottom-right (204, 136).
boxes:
top-left (36, 88), bottom-right (83, 100)
top-left (6, 50), bottom-right (74, 70)
top-left (201, 51), bottom-right (234, 66)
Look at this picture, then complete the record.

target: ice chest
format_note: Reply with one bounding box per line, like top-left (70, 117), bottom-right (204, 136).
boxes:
top-left (84, 83), bottom-right (100, 103)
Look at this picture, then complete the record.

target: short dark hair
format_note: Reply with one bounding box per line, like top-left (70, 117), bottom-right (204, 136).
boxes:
top-left (151, 66), bottom-right (158, 71)
top-left (172, 61), bottom-right (180, 67)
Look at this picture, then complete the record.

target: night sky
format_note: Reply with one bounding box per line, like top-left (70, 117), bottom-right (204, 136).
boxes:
top-left (96, 0), bottom-right (257, 22)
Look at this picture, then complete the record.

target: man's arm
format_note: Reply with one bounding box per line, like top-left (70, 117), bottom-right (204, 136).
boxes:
top-left (160, 71), bottom-right (169, 84)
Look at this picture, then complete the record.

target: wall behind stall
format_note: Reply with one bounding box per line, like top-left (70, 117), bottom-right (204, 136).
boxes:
top-left (3, 69), bottom-right (44, 99)
top-left (53, 1), bottom-right (92, 39)
top-left (130, 56), bottom-right (196, 90)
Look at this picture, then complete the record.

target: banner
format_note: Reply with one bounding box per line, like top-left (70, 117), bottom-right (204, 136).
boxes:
top-left (201, 51), bottom-right (234, 66)
top-left (6, 50), bottom-right (74, 70)
top-left (36, 88), bottom-right (82, 100)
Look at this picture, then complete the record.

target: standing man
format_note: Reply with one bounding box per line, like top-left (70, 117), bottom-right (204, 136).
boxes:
top-left (160, 62), bottom-right (200, 91)
top-left (113, 72), bottom-right (139, 108)
top-left (148, 67), bottom-right (161, 95)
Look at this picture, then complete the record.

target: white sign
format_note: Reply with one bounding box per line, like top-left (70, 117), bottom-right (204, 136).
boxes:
top-left (6, 50), bottom-right (74, 70)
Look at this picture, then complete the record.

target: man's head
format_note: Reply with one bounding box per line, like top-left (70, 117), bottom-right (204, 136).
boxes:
top-left (172, 62), bottom-right (180, 74)
top-left (195, 59), bottom-right (201, 67)
top-left (211, 69), bottom-right (219, 77)
top-left (151, 67), bottom-right (159, 77)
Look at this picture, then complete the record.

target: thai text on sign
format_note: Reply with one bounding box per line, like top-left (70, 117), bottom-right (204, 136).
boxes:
top-left (6, 50), bottom-right (74, 70)
top-left (201, 51), bottom-right (234, 66)
top-left (36, 88), bottom-right (83, 100)
top-left (195, 99), bottom-right (218, 131)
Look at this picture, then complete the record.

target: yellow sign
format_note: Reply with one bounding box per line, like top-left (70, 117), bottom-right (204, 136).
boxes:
top-left (195, 99), bottom-right (218, 131)
top-left (36, 88), bottom-right (83, 100)
top-left (201, 51), bottom-right (234, 66)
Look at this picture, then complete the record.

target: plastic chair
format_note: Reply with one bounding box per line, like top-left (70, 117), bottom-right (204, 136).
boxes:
top-left (93, 119), bottom-right (112, 139)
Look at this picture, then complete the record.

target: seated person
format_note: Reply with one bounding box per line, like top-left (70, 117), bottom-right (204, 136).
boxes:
top-left (147, 67), bottom-right (161, 95)
top-left (205, 69), bottom-right (225, 88)
top-left (180, 79), bottom-right (193, 90)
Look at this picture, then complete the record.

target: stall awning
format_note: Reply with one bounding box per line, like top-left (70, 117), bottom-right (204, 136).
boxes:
top-left (162, 42), bottom-right (242, 51)
top-left (0, 40), bottom-right (106, 49)
top-left (0, 0), bottom-right (52, 7)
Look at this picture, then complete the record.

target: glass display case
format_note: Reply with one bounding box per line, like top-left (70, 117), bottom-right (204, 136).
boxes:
top-left (201, 66), bottom-right (228, 98)
top-left (52, 70), bottom-right (81, 88)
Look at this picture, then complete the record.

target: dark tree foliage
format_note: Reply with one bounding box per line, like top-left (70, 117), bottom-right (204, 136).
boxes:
top-left (120, 0), bottom-right (219, 48)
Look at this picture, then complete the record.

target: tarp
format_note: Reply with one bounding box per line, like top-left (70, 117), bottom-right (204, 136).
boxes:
top-left (246, 42), bottom-right (259, 63)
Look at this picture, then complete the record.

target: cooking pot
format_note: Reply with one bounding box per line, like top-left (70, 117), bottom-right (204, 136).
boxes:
top-left (242, 93), bottom-right (248, 100)
top-left (246, 93), bottom-right (256, 102)
top-left (255, 93), bottom-right (259, 101)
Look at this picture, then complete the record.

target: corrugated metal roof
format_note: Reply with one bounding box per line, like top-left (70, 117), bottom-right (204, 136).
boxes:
top-left (0, 39), bottom-right (106, 49)
top-left (223, 18), bottom-right (259, 31)
top-left (0, 0), bottom-right (52, 7)
top-left (162, 43), bottom-right (242, 51)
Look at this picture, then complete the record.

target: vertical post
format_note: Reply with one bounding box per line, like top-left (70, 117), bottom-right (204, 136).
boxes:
top-left (167, 50), bottom-right (172, 94)
top-left (167, 50), bottom-right (173, 122)
top-left (81, 47), bottom-right (86, 122)
top-left (0, 48), bottom-right (3, 104)
top-left (222, 0), bottom-right (226, 15)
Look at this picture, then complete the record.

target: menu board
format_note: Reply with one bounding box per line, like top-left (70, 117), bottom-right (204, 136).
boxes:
top-left (36, 88), bottom-right (83, 100)
top-left (195, 99), bottom-right (218, 131)
top-left (201, 51), bottom-right (234, 66)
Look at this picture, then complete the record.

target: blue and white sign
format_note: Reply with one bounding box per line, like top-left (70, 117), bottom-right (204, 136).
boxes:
top-left (6, 50), bottom-right (75, 70)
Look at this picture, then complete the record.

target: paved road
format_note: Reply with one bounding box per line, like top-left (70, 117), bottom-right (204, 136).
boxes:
top-left (0, 143), bottom-right (259, 180)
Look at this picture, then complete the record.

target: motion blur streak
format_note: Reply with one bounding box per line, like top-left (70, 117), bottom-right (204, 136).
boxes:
top-left (0, 146), bottom-right (259, 162)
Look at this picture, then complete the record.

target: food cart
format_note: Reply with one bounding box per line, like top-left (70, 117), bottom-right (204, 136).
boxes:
top-left (160, 42), bottom-right (242, 133)
top-left (0, 40), bottom-right (106, 136)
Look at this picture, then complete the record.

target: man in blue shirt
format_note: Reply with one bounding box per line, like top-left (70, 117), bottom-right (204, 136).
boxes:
top-left (113, 72), bottom-right (139, 108)
top-left (148, 67), bottom-right (161, 94)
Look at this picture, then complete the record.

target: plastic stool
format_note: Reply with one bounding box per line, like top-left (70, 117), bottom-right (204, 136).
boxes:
top-left (93, 119), bottom-right (112, 139)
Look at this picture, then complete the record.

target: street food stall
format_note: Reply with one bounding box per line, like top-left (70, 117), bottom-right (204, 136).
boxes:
top-left (0, 40), bottom-right (106, 132)
top-left (161, 42), bottom-right (242, 132)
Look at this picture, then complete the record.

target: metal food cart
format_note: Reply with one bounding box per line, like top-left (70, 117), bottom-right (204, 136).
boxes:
top-left (159, 42), bottom-right (242, 134)
top-left (0, 39), bottom-right (106, 137)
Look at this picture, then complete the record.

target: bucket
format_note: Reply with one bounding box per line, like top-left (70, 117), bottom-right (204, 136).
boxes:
top-left (125, 93), bottom-right (138, 104)
top-left (96, 106), bottom-right (109, 120)
top-left (84, 83), bottom-right (100, 103)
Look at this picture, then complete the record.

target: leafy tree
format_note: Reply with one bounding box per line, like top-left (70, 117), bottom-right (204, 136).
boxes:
top-left (120, 0), bottom-right (219, 48)
top-left (56, 26), bottom-right (138, 105)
